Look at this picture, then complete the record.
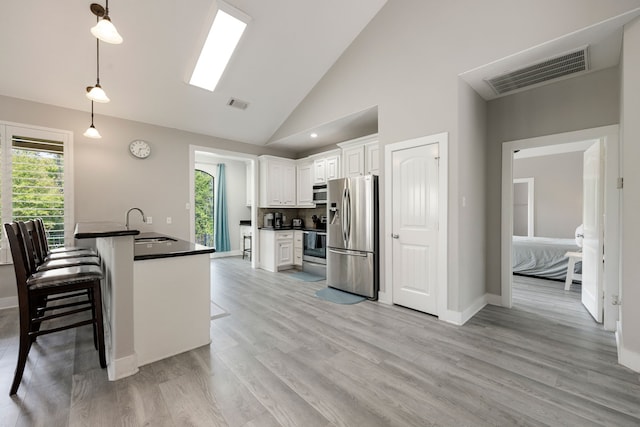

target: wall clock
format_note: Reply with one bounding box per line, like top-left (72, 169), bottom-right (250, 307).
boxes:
top-left (129, 139), bottom-right (151, 159)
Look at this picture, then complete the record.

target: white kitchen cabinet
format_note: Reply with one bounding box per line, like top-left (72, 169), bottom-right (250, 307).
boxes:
top-left (342, 146), bottom-right (365, 177)
top-left (259, 156), bottom-right (296, 207)
top-left (294, 230), bottom-right (303, 266)
top-left (364, 142), bottom-right (380, 175)
top-left (326, 155), bottom-right (340, 181)
top-left (259, 229), bottom-right (295, 272)
top-left (312, 150), bottom-right (341, 184)
top-left (338, 134), bottom-right (379, 177)
top-left (297, 161), bottom-right (314, 206)
top-left (313, 159), bottom-right (326, 184)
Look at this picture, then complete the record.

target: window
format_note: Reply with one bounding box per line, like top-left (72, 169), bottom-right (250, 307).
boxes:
top-left (194, 169), bottom-right (214, 246)
top-left (0, 123), bottom-right (74, 263)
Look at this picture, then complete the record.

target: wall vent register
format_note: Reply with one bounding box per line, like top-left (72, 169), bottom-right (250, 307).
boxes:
top-left (485, 46), bottom-right (589, 96)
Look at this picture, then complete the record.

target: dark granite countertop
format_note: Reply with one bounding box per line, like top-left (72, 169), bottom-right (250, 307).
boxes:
top-left (134, 232), bottom-right (215, 261)
top-left (259, 227), bottom-right (326, 233)
top-left (75, 222), bottom-right (140, 239)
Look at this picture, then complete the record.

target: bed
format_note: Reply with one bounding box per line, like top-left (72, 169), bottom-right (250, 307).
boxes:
top-left (512, 236), bottom-right (582, 281)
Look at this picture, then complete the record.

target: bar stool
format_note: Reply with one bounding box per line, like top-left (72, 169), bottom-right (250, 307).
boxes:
top-left (242, 233), bottom-right (252, 261)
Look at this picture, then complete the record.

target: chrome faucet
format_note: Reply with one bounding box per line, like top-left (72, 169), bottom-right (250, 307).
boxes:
top-left (125, 207), bottom-right (146, 230)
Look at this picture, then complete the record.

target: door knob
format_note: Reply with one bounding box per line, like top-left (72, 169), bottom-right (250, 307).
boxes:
top-left (391, 234), bottom-right (399, 239)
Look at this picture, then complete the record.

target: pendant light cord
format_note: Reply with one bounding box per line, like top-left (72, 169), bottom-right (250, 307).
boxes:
top-left (96, 15), bottom-right (100, 85)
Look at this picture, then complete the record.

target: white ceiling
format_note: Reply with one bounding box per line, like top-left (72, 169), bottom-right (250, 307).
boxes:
top-left (0, 1), bottom-right (387, 149)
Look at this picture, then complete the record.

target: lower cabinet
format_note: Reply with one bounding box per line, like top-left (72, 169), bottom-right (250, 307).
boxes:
top-left (294, 230), bottom-right (303, 266)
top-left (259, 229), bottom-right (295, 272)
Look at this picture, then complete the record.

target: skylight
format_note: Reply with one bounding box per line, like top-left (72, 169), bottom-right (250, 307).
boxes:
top-left (189, 5), bottom-right (248, 92)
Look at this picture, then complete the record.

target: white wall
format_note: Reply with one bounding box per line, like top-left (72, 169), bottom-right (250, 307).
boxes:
top-left (513, 152), bottom-right (584, 238)
top-left (0, 95), bottom-right (293, 302)
top-left (270, 0), bottom-right (640, 316)
top-left (620, 17), bottom-right (640, 370)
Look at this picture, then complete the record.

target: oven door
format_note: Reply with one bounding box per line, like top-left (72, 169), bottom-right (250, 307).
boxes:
top-left (303, 231), bottom-right (327, 264)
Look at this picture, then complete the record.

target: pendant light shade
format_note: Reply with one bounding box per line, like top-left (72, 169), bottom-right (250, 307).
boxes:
top-left (91, 16), bottom-right (123, 44)
top-left (86, 84), bottom-right (110, 103)
top-left (84, 102), bottom-right (102, 139)
top-left (84, 124), bottom-right (102, 139)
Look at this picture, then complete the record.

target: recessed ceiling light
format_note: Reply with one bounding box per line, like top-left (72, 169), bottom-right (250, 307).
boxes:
top-left (310, 133), bottom-right (318, 138)
top-left (189, 4), bottom-right (249, 92)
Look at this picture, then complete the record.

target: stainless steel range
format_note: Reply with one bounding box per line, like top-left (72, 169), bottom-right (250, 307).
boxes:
top-left (302, 229), bottom-right (327, 278)
top-left (302, 230), bottom-right (327, 264)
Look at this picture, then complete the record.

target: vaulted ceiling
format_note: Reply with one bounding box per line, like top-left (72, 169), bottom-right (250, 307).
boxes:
top-left (0, 1), bottom-right (387, 149)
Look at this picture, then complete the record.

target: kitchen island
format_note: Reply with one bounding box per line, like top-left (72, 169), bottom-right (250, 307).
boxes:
top-left (74, 223), bottom-right (214, 380)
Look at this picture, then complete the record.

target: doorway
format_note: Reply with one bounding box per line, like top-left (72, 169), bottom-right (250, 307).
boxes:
top-left (501, 125), bottom-right (620, 330)
top-left (383, 132), bottom-right (448, 317)
top-left (189, 145), bottom-right (258, 269)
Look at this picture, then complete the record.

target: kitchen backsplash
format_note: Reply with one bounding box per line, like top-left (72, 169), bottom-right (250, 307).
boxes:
top-left (258, 206), bottom-right (328, 229)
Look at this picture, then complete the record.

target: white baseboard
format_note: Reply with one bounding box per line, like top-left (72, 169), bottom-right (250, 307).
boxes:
top-left (439, 294), bottom-right (488, 326)
top-left (107, 354), bottom-right (139, 381)
top-left (617, 321), bottom-right (640, 373)
top-left (211, 250), bottom-right (242, 259)
top-left (486, 293), bottom-right (502, 306)
top-left (0, 296), bottom-right (18, 310)
top-left (377, 289), bottom-right (391, 304)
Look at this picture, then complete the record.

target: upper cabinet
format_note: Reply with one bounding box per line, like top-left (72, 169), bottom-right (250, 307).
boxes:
top-left (259, 156), bottom-right (297, 207)
top-left (338, 134), bottom-right (379, 177)
top-left (296, 160), bottom-right (314, 206)
top-left (312, 149), bottom-right (341, 184)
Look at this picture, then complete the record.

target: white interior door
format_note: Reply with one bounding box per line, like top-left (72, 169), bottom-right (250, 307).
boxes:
top-left (582, 140), bottom-right (604, 322)
top-left (391, 143), bottom-right (439, 315)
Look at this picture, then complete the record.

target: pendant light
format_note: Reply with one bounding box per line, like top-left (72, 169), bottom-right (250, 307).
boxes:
top-left (84, 102), bottom-right (102, 139)
top-left (90, 2), bottom-right (123, 45)
top-left (86, 34), bottom-right (110, 103)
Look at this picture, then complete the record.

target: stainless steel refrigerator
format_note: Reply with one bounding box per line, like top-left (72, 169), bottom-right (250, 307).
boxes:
top-left (327, 175), bottom-right (378, 299)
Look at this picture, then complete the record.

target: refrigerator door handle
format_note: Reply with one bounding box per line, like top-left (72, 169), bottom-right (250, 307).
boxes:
top-left (345, 187), bottom-right (351, 243)
top-left (342, 187), bottom-right (349, 244)
top-left (328, 248), bottom-right (368, 257)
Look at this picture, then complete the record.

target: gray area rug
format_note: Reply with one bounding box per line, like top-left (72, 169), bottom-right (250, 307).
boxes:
top-left (315, 287), bottom-right (366, 304)
top-left (289, 271), bottom-right (325, 282)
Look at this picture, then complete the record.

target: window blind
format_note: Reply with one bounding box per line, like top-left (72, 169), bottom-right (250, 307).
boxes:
top-left (0, 124), bottom-right (72, 263)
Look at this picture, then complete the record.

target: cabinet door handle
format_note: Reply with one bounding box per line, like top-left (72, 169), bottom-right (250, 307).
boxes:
top-left (391, 234), bottom-right (399, 239)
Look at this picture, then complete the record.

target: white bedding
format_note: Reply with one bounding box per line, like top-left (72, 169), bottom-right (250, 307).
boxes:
top-left (512, 236), bottom-right (582, 281)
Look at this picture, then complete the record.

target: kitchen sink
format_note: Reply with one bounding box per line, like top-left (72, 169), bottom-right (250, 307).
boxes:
top-left (134, 236), bottom-right (177, 244)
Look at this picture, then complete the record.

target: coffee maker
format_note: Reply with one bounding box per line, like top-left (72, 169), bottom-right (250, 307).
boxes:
top-left (274, 212), bottom-right (283, 228)
top-left (264, 213), bottom-right (274, 228)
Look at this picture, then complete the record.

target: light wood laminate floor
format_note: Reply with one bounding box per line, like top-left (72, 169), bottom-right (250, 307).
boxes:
top-left (0, 258), bottom-right (638, 426)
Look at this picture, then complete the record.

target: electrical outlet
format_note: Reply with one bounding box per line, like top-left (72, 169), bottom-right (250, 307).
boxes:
top-left (185, 202), bottom-right (191, 210)
top-left (166, 217), bottom-right (172, 224)
top-left (146, 216), bottom-right (152, 224)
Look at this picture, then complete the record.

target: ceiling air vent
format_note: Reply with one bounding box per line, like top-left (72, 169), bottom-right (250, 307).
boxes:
top-left (227, 97), bottom-right (249, 110)
top-left (485, 46), bottom-right (589, 96)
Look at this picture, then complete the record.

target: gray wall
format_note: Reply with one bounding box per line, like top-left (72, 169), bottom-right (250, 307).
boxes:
top-left (621, 17), bottom-right (640, 366)
top-left (513, 152), bottom-right (584, 239)
top-left (486, 67), bottom-right (621, 295)
top-left (0, 94), bottom-right (293, 302)
top-left (270, 0), bottom-right (637, 314)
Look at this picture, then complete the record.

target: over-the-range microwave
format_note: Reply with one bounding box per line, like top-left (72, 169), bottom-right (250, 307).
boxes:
top-left (312, 184), bottom-right (327, 204)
